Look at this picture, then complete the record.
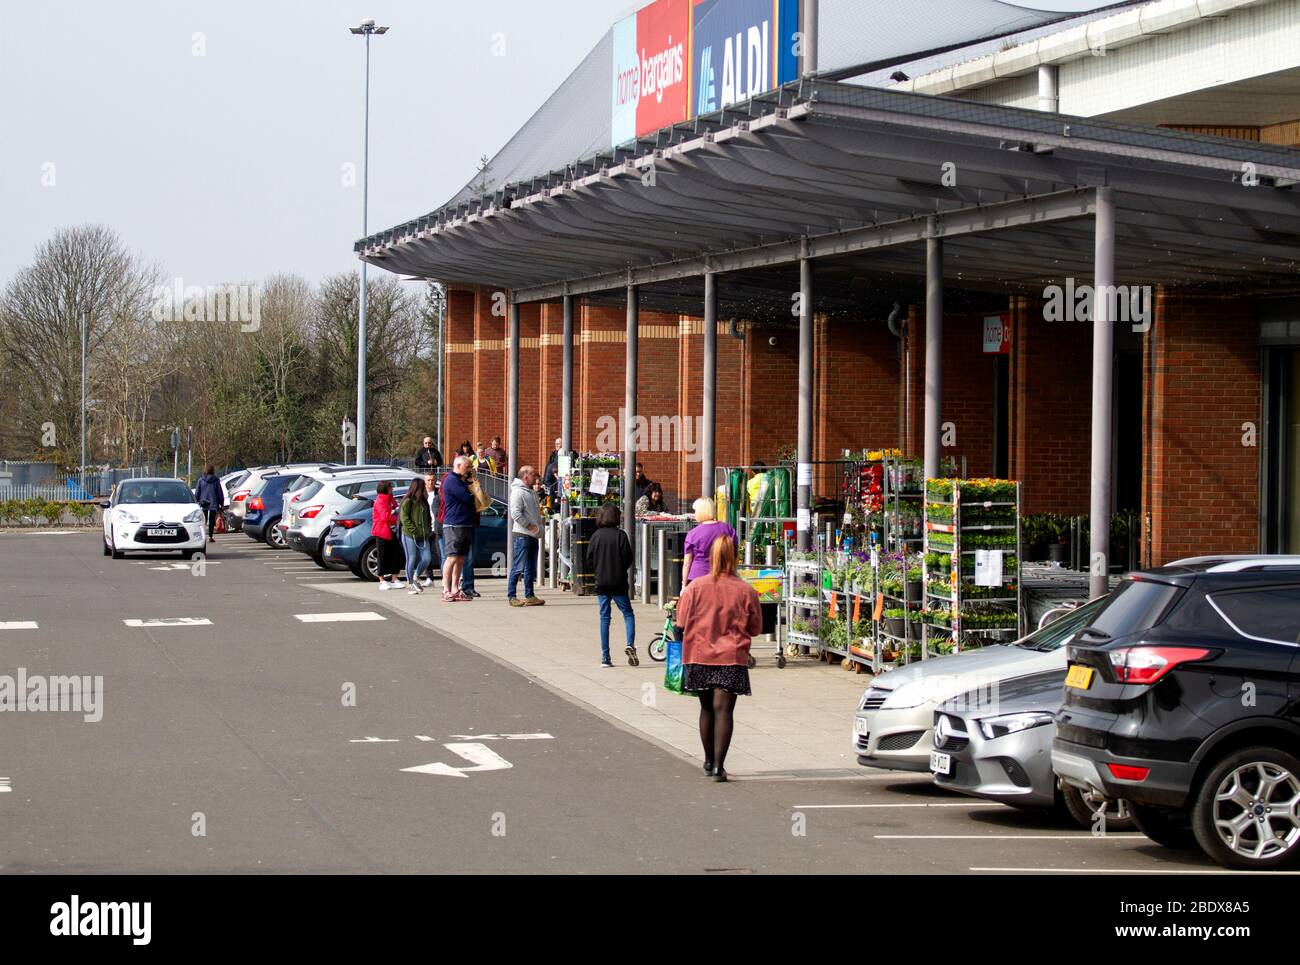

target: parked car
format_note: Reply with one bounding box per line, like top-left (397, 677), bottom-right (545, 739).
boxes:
top-left (285, 468), bottom-right (418, 567)
top-left (101, 478), bottom-right (207, 559)
top-left (322, 490), bottom-right (508, 581)
top-left (932, 668), bottom-right (1132, 830)
top-left (1053, 555), bottom-right (1300, 869)
top-left (226, 463), bottom-right (336, 532)
top-left (243, 470), bottom-right (324, 547)
top-left (853, 597), bottom-right (1106, 772)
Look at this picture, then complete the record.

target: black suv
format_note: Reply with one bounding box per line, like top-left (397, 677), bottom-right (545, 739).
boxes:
top-left (1052, 557), bottom-right (1300, 869)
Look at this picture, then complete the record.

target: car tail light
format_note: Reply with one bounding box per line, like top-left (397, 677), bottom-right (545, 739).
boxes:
top-left (335, 518), bottom-right (360, 529)
top-left (299, 505), bottom-right (323, 519)
top-left (248, 496), bottom-right (265, 511)
top-left (1106, 763), bottom-right (1150, 782)
top-left (1107, 646), bottom-right (1213, 684)
top-left (233, 490), bottom-right (249, 502)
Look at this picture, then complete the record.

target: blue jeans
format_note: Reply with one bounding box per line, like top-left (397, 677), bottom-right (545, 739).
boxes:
top-left (508, 534), bottom-right (537, 599)
top-left (460, 535), bottom-right (476, 592)
top-left (598, 594), bottom-right (635, 662)
top-left (402, 534), bottom-right (433, 584)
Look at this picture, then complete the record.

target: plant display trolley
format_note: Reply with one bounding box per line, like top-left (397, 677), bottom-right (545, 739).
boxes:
top-left (560, 452), bottom-right (623, 596)
top-left (921, 478), bottom-right (1023, 657)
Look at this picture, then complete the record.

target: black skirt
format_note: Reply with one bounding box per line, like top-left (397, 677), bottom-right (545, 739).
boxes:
top-left (683, 663), bottom-right (751, 696)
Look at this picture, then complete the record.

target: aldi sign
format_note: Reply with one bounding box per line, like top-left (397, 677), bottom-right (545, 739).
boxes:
top-left (611, 0), bottom-right (800, 147)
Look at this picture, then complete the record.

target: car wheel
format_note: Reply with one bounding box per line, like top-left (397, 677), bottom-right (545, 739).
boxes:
top-left (360, 542), bottom-right (380, 581)
top-left (102, 534), bottom-right (111, 556)
top-left (1191, 747), bottom-right (1300, 870)
top-left (1062, 785), bottom-right (1135, 833)
top-left (1129, 803), bottom-right (1198, 850)
top-left (265, 519), bottom-right (286, 548)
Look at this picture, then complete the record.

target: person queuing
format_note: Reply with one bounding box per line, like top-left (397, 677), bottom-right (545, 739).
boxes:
top-left (439, 456), bottom-right (476, 602)
top-left (193, 465), bottom-right (225, 540)
top-left (414, 436), bottom-right (443, 472)
top-left (632, 462), bottom-right (652, 500)
top-left (541, 437), bottom-right (563, 506)
top-left (673, 535), bottom-right (761, 782)
top-left (486, 436), bottom-right (508, 476)
top-left (681, 496), bottom-right (737, 588)
top-left (589, 503), bottom-right (637, 668)
top-left (420, 471), bottom-right (441, 586)
top-left (399, 477), bottom-right (434, 595)
top-left (506, 466), bottom-right (545, 607)
top-left (474, 443), bottom-right (492, 474)
top-left (635, 481), bottom-right (666, 517)
top-left (372, 480), bottom-right (404, 590)
top-left (459, 459), bottom-right (482, 598)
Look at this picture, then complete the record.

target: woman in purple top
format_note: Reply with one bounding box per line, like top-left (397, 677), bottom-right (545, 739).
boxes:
top-left (681, 497), bottom-right (738, 587)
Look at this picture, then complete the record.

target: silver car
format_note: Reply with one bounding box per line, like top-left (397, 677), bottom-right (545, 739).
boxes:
top-left (853, 597), bottom-right (1106, 772)
top-left (931, 669), bottom-right (1133, 830)
top-left (285, 468), bottom-right (417, 564)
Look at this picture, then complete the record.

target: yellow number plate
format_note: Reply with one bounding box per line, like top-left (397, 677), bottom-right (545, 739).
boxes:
top-left (1065, 665), bottom-right (1095, 690)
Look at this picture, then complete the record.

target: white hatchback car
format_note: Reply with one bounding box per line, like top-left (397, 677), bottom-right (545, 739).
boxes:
top-left (102, 478), bottom-right (207, 559)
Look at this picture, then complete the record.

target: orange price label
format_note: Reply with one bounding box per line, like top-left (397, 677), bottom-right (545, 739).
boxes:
top-left (829, 593), bottom-right (839, 618)
top-left (853, 596), bottom-right (861, 623)
top-left (872, 593), bottom-right (885, 622)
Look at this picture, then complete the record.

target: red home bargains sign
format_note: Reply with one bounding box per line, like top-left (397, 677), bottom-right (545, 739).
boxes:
top-left (611, 0), bottom-right (691, 146)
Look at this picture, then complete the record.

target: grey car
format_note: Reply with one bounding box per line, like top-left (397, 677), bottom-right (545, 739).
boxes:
top-left (931, 669), bottom-right (1132, 831)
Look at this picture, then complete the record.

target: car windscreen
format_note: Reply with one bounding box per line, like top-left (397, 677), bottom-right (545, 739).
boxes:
top-left (1083, 578), bottom-right (1183, 638)
top-left (117, 481), bottom-right (195, 505)
top-left (1015, 597), bottom-right (1107, 652)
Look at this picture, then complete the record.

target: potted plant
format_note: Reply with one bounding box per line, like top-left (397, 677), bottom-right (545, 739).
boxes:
top-left (1046, 514), bottom-right (1070, 564)
top-left (882, 607), bottom-right (907, 638)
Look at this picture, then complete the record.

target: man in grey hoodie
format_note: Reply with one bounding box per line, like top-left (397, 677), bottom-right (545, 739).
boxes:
top-left (508, 466), bottom-right (545, 607)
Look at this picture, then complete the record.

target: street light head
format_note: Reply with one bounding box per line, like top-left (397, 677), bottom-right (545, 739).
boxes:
top-left (374, 25), bottom-right (388, 34)
top-left (361, 17), bottom-right (375, 27)
top-left (349, 20), bottom-right (388, 35)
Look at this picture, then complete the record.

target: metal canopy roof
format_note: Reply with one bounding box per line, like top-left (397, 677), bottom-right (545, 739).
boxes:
top-left (359, 80), bottom-right (1300, 316)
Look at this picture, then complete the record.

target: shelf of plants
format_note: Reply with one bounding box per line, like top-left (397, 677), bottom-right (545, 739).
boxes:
top-left (562, 453), bottom-right (623, 595)
top-left (922, 477), bottom-right (1023, 657)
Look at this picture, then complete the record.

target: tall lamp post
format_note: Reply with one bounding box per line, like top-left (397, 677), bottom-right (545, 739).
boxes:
top-left (349, 18), bottom-right (388, 465)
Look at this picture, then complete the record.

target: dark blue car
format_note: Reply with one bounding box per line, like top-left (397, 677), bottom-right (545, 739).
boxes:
top-left (322, 489), bottom-right (509, 581)
top-left (242, 470), bottom-right (312, 547)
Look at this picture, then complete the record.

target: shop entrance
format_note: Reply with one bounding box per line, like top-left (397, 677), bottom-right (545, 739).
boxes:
top-left (1265, 347), bottom-right (1300, 552)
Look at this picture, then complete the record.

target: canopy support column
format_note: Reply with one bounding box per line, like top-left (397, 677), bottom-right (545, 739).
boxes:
top-left (1090, 187), bottom-right (1116, 600)
top-left (797, 246), bottom-right (814, 552)
top-left (506, 298), bottom-right (520, 575)
top-left (924, 220), bottom-right (944, 480)
top-left (624, 283), bottom-right (639, 575)
top-left (701, 271), bottom-right (717, 502)
top-left (561, 293), bottom-right (573, 455)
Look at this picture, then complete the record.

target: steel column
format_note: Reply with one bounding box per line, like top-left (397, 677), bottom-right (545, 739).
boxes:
top-left (923, 221), bottom-right (943, 480)
top-left (624, 283), bottom-right (638, 577)
top-left (561, 293), bottom-right (574, 455)
top-left (1090, 187), bottom-right (1116, 600)
top-left (796, 248), bottom-right (813, 552)
top-left (701, 271), bottom-right (717, 501)
top-left (506, 300), bottom-right (520, 576)
top-left (1037, 64), bottom-right (1059, 113)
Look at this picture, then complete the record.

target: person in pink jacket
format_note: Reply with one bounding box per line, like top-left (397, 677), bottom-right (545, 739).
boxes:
top-left (372, 480), bottom-right (403, 589)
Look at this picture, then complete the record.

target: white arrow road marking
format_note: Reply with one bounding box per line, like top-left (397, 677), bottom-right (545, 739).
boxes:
top-left (295, 612), bottom-right (386, 623)
top-left (349, 737), bottom-right (401, 743)
top-left (123, 618), bottom-right (213, 628)
top-left (0, 622), bottom-right (38, 630)
top-left (447, 733), bottom-right (553, 741)
top-left (0, 777), bottom-right (11, 792)
top-left (401, 743), bottom-right (513, 778)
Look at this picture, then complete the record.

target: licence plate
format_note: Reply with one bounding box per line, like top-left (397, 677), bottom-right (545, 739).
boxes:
top-left (854, 718), bottom-right (869, 736)
top-left (1065, 665), bottom-right (1095, 690)
top-left (929, 751), bottom-right (952, 776)
top-left (147, 528), bottom-right (177, 537)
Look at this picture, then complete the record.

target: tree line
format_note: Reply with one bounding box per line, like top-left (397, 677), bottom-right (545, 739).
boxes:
top-left (0, 225), bottom-right (443, 473)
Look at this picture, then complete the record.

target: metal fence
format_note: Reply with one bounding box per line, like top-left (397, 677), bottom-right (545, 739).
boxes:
top-left (0, 467), bottom-right (153, 502)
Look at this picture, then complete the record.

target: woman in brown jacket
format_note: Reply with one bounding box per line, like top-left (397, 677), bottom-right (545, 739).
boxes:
top-left (673, 535), bottom-right (762, 782)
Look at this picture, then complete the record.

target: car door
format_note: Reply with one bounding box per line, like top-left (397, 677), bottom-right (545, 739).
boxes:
top-left (1204, 582), bottom-right (1300, 730)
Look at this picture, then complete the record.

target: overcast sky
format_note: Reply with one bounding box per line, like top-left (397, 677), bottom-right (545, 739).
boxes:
top-left (0, 0), bottom-right (1107, 288)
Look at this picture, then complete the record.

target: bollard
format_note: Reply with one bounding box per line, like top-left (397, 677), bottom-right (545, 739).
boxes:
top-left (657, 529), bottom-right (669, 608)
top-left (765, 543), bottom-right (776, 566)
top-left (639, 521), bottom-right (652, 604)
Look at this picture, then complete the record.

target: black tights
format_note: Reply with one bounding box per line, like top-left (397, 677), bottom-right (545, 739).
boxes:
top-left (696, 688), bottom-right (738, 772)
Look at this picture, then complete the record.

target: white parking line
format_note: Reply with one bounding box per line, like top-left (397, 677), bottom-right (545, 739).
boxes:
top-left (0, 621), bottom-right (39, 630)
top-left (972, 867), bottom-right (1300, 875)
top-left (793, 802), bottom-right (1002, 810)
top-left (877, 834), bottom-right (1144, 840)
top-left (294, 612), bottom-right (386, 623)
top-left (123, 618), bottom-right (213, 628)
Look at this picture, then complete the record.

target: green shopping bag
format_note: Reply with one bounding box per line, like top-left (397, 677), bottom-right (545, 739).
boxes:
top-left (663, 637), bottom-right (687, 694)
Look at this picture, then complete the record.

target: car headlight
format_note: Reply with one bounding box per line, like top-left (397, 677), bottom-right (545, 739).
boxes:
top-left (184, 510), bottom-right (203, 524)
top-left (117, 509), bottom-right (139, 524)
top-left (978, 711), bottom-right (1056, 741)
top-left (881, 683), bottom-right (928, 710)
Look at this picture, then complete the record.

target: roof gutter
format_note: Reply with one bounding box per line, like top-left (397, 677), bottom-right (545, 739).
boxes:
top-left (893, 0), bottom-right (1275, 97)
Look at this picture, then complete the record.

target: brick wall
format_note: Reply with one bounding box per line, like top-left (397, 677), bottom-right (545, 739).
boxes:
top-left (1144, 289), bottom-right (1261, 564)
top-left (444, 288), bottom-right (476, 456)
top-left (742, 324), bottom-right (798, 467)
top-left (472, 287), bottom-right (506, 451)
top-left (1010, 296), bottom-right (1092, 515)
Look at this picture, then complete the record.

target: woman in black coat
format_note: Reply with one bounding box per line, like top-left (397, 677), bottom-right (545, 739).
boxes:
top-left (588, 503), bottom-right (638, 668)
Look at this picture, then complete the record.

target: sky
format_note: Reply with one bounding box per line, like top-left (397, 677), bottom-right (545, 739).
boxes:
top-left (0, 0), bottom-right (1109, 289)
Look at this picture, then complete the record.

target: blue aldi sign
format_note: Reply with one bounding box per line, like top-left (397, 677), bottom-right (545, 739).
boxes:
top-left (690, 0), bottom-right (800, 116)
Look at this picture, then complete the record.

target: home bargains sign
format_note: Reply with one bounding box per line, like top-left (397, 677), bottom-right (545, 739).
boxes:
top-left (983, 313), bottom-right (1011, 354)
top-left (611, 0), bottom-right (801, 147)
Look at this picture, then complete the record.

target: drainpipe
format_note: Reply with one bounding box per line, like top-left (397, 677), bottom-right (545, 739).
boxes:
top-left (886, 302), bottom-right (905, 451)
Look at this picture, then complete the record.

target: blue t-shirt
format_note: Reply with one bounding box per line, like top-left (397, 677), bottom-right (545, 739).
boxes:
top-left (441, 472), bottom-right (477, 528)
